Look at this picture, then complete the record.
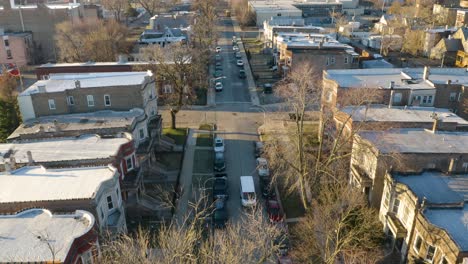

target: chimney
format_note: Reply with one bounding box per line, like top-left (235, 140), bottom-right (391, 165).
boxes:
top-left (26, 151), bottom-right (34, 166)
top-left (423, 66), bottom-right (430, 80)
top-left (431, 112), bottom-right (439, 133)
top-left (448, 157), bottom-right (457, 174)
top-left (74, 80), bottom-right (81, 89)
top-left (9, 157), bottom-right (16, 169)
top-left (4, 161), bottom-right (11, 174)
top-left (388, 81), bottom-right (395, 108)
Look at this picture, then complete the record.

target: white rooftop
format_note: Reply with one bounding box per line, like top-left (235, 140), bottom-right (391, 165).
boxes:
top-left (358, 128), bottom-right (468, 153)
top-left (0, 209), bottom-right (94, 262)
top-left (7, 109), bottom-right (144, 140)
top-left (0, 166), bottom-right (117, 203)
top-left (249, 0), bottom-right (301, 13)
top-left (0, 134), bottom-right (130, 165)
top-left (20, 71), bottom-right (152, 96)
top-left (325, 68), bottom-right (468, 89)
top-left (341, 105), bottom-right (468, 126)
top-left (277, 33), bottom-right (356, 51)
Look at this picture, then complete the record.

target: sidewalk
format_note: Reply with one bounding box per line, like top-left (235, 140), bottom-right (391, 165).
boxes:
top-left (174, 129), bottom-right (196, 224)
top-left (231, 17), bottom-right (260, 106)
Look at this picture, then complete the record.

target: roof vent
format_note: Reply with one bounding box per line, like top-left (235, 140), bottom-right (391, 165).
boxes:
top-left (74, 80), bottom-right (81, 89)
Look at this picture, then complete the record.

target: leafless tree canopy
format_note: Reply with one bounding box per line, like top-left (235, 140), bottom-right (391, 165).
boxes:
top-left (101, 0), bottom-right (127, 22)
top-left (55, 20), bottom-right (129, 62)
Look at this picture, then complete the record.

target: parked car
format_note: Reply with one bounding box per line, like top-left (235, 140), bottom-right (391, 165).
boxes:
top-left (214, 152), bottom-right (226, 171)
top-left (215, 46), bottom-right (222, 53)
top-left (236, 60), bottom-right (244, 67)
top-left (233, 45), bottom-right (239, 51)
top-left (213, 177), bottom-right (229, 200)
top-left (240, 176), bottom-right (257, 207)
top-left (212, 199), bottom-right (228, 228)
top-left (263, 83), bottom-right (273, 94)
top-left (266, 199), bottom-right (284, 223)
top-left (214, 137), bottom-right (225, 152)
top-left (239, 69), bottom-right (246, 79)
top-left (214, 70), bottom-right (223, 78)
top-left (215, 82), bottom-right (223, 92)
top-left (256, 157), bottom-right (270, 177)
top-left (215, 54), bottom-right (221, 61)
top-left (254, 141), bottom-right (264, 158)
top-left (235, 52), bottom-right (242, 59)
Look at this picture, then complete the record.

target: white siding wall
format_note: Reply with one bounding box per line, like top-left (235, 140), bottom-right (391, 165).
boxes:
top-left (17, 95), bottom-right (36, 121)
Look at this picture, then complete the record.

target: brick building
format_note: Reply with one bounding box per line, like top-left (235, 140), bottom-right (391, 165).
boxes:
top-left (0, 29), bottom-right (33, 66)
top-left (322, 67), bottom-right (468, 119)
top-left (0, 0), bottom-right (100, 62)
top-left (0, 208), bottom-right (99, 263)
top-left (0, 165), bottom-right (127, 234)
top-left (380, 171), bottom-right (468, 264)
top-left (350, 128), bottom-right (468, 208)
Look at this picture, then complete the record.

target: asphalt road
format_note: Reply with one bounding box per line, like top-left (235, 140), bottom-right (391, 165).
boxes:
top-left (213, 16), bottom-right (262, 224)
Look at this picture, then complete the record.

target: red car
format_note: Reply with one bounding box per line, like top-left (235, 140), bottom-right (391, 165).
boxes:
top-left (266, 199), bottom-right (284, 223)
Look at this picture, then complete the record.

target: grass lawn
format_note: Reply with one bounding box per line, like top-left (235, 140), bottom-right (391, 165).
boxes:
top-left (193, 149), bottom-right (214, 174)
top-left (277, 178), bottom-right (306, 219)
top-left (163, 128), bottom-right (187, 145)
top-left (199, 123), bottom-right (214, 131)
top-left (196, 132), bottom-right (213, 147)
top-left (287, 123), bottom-right (320, 146)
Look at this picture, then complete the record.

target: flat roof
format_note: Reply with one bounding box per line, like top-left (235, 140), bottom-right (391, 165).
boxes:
top-left (326, 68), bottom-right (468, 90)
top-left (0, 134), bottom-right (130, 165)
top-left (0, 209), bottom-right (94, 262)
top-left (341, 105), bottom-right (468, 126)
top-left (20, 71), bottom-right (152, 96)
top-left (358, 128), bottom-right (468, 153)
top-left (424, 205), bottom-right (468, 251)
top-left (249, 0), bottom-right (302, 13)
top-left (7, 109), bottom-right (144, 140)
top-left (395, 172), bottom-right (468, 205)
top-left (0, 166), bottom-right (117, 203)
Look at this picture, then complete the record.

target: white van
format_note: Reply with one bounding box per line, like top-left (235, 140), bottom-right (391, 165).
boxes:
top-left (240, 176), bottom-right (257, 207)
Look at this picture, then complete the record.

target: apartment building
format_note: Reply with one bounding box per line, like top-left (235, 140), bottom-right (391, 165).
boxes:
top-left (322, 67), bottom-right (468, 119)
top-left (276, 33), bottom-right (359, 76)
top-left (0, 0), bottom-right (100, 62)
top-left (0, 29), bottom-right (33, 66)
top-left (0, 209), bottom-right (99, 263)
top-left (263, 17), bottom-right (324, 48)
top-left (380, 171), bottom-right (468, 264)
top-left (0, 165), bottom-right (127, 234)
top-left (350, 128), bottom-right (468, 208)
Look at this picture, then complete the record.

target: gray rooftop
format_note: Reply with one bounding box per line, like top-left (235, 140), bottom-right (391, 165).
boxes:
top-left (0, 209), bottom-right (94, 262)
top-left (0, 134), bottom-right (131, 165)
top-left (38, 61), bottom-right (150, 68)
top-left (7, 108), bottom-right (144, 141)
top-left (325, 68), bottom-right (468, 89)
top-left (395, 172), bottom-right (468, 205)
top-left (20, 71), bottom-right (152, 96)
top-left (424, 205), bottom-right (468, 251)
top-left (358, 128), bottom-right (468, 153)
top-left (341, 105), bottom-right (468, 126)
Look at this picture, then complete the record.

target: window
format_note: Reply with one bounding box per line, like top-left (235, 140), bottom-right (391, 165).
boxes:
top-left (330, 56), bottom-right (336, 64)
top-left (428, 95), bottom-right (433, 104)
top-left (6, 49), bottom-right (12, 59)
top-left (463, 162), bottom-right (468, 172)
top-left (104, 94), bottom-right (111, 106)
top-left (139, 128), bottom-right (145, 139)
top-left (393, 93), bottom-right (402, 103)
top-left (392, 198), bottom-right (400, 214)
top-left (402, 205), bottom-right (410, 224)
top-left (48, 99), bottom-right (56, 110)
top-left (326, 57), bottom-right (330, 66)
top-left (4, 39), bottom-right (9, 47)
top-left (326, 91), bottom-right (333, 102)
top-left (414, 235), bottom-right (423, 253)
top-left (426, 245), bottom-right (436, 262)
top-left (151, 107), bottom-right (156, 116)
top-left (163, 84), bottom-right (172, 94)
top-left (106, 195), bottom-right (114, 210)
top-left (384, 190), bottom-right (390, 208)
top-left (450, 92), bottom-right (457, 102)
top-left (67, 96), bottom-right (75, 105)
top-left (344, 57), bottom-right (349, 64)
top-left (440, 256), bottom-right (449, 264)
top-left (87, 95), bottom-right (94, 107)
top-left (458, 93), bottom-right (463, 102)
top-left (126, 156), bottom-right (133, 171)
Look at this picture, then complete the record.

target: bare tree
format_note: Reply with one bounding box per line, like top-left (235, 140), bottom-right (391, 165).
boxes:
top-left (291, 182), bottom-right (385, 264)
top-left (136, 0), bottom-right (165, 17)
top-left (231, 0), bottom-right (255, 27)
top-left (140, 43), bottom-right (206, 129)
top-left (191, 0), bottom-right (218, 51)
top-left (55, 20), bottom-right (129, 62)
top-left (102, 0), bottom-right (128, 22)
